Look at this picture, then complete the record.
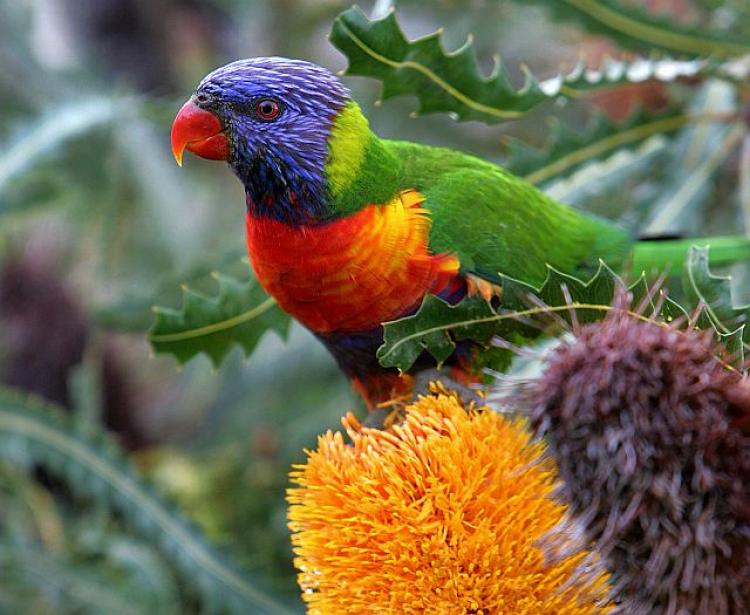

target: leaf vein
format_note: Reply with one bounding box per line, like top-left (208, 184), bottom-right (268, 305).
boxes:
top-left (335, 17), bottom-right (525, 119)
top-left (150, 296), bottom-right (277, 343)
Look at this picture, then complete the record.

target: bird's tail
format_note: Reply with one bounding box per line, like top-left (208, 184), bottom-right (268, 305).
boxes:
top-left (631, 234), bottom-right (750, 274)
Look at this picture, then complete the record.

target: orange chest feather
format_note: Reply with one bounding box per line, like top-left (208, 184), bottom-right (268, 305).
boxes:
top-left (245, 190), bottom-right (460, 334)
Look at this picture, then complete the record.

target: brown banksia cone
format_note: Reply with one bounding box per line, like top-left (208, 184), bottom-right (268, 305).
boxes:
top-left (506, 313), bottom-right (750, 614)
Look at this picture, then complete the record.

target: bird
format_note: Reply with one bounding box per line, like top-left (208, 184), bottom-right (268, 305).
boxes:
top-left (171, 57), bottom-right (750, 408)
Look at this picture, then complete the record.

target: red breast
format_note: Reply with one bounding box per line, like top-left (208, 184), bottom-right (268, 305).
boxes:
top-left (245, 190), bottom-right (460, 334)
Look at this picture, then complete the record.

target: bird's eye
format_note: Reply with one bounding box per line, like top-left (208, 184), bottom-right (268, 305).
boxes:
top-left (255, 98), bottom-right (281, 121)
top-left (194, 92), bottom-right (211, 106)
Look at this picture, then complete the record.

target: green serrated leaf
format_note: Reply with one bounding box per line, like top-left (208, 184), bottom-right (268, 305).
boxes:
top-left (506, 107), bottom-right (695, 185)
top-left (378, 262), bottom-right (636, 372)
top-left (377, 295), bottom-right (498, 370)
top-left (380, 247), bottom-right (750, 373)
top-left (330, 6), bottom-right (546, 122)
top-left (329, 7), bottom-right (735, 124)
top-left (0, 387), bottom-right (294, 614)
top-left (531, 263), bottom-right (619, 317)
top-left (684, 246), bottom-right (750, 348)
top-left (525, 0), bottom-right (750, 58)
top-left (149, 272), bottom-right (291, 367)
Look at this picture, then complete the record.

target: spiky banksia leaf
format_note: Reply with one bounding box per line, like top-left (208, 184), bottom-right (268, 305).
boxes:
top-left (508, 314), bottom-right (750, 612)
top-left (378, 262), bottom-right (642, 373)
top-left (329, 6), bottom-right (731, 125)
top-left (684, 246), bottom-right (750, 339)
top-left (149, 271), bottom-right (291, 367)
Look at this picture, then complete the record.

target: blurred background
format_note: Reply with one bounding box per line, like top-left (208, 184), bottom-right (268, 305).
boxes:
top-left (0, 0), bottom-right (746, 612)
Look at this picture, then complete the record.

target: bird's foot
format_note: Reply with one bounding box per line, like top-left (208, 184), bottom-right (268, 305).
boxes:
top-left (411, 367), bottom-right (488, 408)
top-left (361, 368), bottom-right (487, 430)
top-left (362, 392), bottom-right (412, 430)
top-left (466, 274), bottom-right (502, 302)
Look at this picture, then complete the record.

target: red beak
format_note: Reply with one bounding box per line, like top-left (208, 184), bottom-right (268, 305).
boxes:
top-left (171, 100), bottom-right (230, 166)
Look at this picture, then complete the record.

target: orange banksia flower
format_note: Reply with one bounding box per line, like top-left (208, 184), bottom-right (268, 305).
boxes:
top-left (287, 391), bottom-right (611, 614)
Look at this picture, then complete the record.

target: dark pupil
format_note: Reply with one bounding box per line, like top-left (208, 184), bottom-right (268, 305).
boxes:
top-left (260, 101), bottom-right (275, 116)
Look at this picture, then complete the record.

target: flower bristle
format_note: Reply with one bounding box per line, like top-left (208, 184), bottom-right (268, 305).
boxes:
top-left (287, 391), bottom-right (612, 614)
top-left (520, 314), bottom-right (750, 612)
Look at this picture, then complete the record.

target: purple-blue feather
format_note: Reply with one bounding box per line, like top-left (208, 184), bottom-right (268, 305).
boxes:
top-left (195, 57), bottom-right (350, 224)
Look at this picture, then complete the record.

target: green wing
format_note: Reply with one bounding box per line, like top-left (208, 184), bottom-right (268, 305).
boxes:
top-left (385, 140), bottom-right (633, 287)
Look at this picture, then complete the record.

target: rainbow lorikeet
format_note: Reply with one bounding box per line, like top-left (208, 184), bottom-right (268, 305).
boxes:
top-left (171, 57), bottom-right (750, 407)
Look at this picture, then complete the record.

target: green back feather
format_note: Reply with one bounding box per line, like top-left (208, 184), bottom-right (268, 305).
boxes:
top-left (325, 104), bottom-right (750, 288)
top-left (325, 102), bottom-right (632, 285)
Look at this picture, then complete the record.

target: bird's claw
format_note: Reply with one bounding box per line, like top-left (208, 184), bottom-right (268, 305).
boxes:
top-left (466, 274), bottom-right (502, 303)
